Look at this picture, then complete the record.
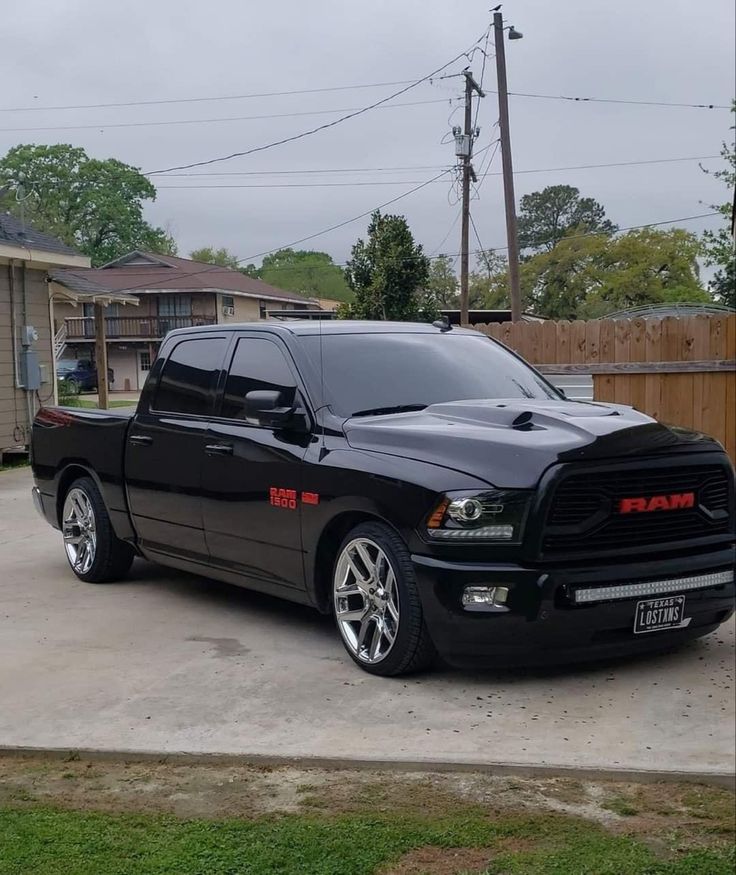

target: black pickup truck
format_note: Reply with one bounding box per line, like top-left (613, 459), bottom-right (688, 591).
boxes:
top-left (31, 321), bottom-right (735, 675)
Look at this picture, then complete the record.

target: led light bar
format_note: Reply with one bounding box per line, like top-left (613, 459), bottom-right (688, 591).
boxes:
top-left (427, 525), bottom-right (514, 540)
top-left (574, 569), bottom-right (733, 604)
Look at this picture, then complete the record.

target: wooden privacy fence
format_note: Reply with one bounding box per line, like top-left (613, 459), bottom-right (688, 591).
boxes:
top-left (474, 314), bottom-right (736, 463)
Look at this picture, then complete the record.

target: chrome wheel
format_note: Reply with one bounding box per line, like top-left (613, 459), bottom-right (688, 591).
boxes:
top-left (333, 537), bottom-right (400, 665)
top-left (63, 488), bottom-right (97, 575)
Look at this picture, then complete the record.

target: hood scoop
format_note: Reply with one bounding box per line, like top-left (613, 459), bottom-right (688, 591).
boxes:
top-left (343, 398), bottom-right (669, 489)
top-left (424, 399), bottom-right (624, 432)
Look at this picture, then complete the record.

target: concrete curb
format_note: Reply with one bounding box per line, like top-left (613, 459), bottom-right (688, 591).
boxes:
top-left (1, 745), bottom-right (733, 790)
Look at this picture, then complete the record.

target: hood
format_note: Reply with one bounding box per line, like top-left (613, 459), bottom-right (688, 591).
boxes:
top-left (343, 399), bottom-right (721, 489)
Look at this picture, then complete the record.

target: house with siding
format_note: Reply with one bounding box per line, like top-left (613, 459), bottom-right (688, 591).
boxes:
top-left (51, 251), bottom-right (320, 392)
top-left (1, 215), bottom-right (88, 454)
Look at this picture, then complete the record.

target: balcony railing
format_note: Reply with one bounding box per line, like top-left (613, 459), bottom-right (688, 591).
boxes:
top-left (64, 314), bottom-right (218, 339)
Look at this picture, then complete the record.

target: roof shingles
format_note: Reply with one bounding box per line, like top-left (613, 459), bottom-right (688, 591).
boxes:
top-left (0, 212), bottom-right (81, 257)
top-left (58, 251), bottom-right (313, 304)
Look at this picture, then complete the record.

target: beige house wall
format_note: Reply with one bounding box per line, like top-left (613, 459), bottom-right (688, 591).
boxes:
top-left (0, 263), bottom-right (55, 451)
top-left (107, 346), bottom-right (139, 392)
top-left (219, 293), bottom-right (261, 323)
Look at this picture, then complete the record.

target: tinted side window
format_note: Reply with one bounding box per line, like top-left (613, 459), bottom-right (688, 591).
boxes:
top-left (221, 338), bottom-right (296, 420)
top-left (153, 338), bottom-right (226, 416)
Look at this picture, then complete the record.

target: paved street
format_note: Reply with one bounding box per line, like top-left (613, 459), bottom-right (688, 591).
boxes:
top-left (0, 466), bottom-right (733, 777)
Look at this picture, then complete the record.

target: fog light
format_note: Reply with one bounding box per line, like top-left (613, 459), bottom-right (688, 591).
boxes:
top-left (462, 585), bottom-right (509, 608)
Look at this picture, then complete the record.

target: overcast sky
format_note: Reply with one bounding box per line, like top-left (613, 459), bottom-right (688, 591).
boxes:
top-left (1, 0), bottom-right (734, 271)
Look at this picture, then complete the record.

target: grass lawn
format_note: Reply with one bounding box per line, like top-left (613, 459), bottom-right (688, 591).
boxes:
top-left (0, 456), bottom-right (29, 473)
top-left (73, 399), bottom-right (137, 409)
top-left (0, 757), bottom-right (733, 875)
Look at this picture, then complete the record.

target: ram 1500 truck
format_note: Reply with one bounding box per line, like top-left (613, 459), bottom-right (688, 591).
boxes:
top-left (31, 321), bottom-right (735, 675)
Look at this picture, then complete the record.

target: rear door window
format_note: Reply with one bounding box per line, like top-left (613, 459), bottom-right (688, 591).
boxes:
top-left (152, 337), bottom-right (226, 416)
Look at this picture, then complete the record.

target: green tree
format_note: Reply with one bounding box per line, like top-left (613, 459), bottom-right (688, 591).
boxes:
top-left (0, 144), bottom-right (176, 265)
top-left (239, 263), bottom-right (261, 278)
top-left (343, 211), bottom-right (433, 320)
top-left (189, 246), bottom-right (240, 268)
top-left (468, 251), bottom-right (510, 309)
top-left (517, 184), bottom-right (617, 252)
top-left (426, 254), bottom-right (458, 307)
top-left (257, 249), bottom-right (353, 302)
top-left (700, 102), bottom-right (735, 308)
top-left (520, 227), bottom-right (709, 319)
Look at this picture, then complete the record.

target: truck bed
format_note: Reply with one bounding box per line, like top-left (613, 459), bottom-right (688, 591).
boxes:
top-left (31, 405), bottom-right (135, 539)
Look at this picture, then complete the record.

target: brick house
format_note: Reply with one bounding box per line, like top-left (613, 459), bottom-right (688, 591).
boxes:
top-left (51, 251), bottom-right (320, 392)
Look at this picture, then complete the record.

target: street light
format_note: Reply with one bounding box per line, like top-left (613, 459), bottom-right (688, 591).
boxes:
top-left (494, 12), bottom-right (523, 322)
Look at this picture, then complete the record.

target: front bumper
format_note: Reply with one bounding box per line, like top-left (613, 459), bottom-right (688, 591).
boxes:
top-left (411, 546), bottom-right (735, 667)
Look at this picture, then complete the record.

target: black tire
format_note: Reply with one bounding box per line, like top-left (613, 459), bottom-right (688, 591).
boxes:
top-left (332, 521), bottom-right (436, 676)
top-left (62, 476), bottom-right (134, 583)
top-left (65, 378), bottom-right (80, 396)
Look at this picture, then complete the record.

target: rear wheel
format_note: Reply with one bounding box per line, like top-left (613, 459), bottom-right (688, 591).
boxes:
top-left (64, 378), bottom-right (80, 396)
top-left (62, 477), bottom-right (134, 583)
top-left (332, 522), bottom-right (435, 676)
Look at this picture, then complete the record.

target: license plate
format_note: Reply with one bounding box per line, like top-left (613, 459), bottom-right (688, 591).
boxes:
top-left (634, 596), bottom-right (688, 634)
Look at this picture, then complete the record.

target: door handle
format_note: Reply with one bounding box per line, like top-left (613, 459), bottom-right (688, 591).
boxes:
top-left (205, 443), bottom-right (234, 456)
top-left (129, 434), bottom-right (153, 446)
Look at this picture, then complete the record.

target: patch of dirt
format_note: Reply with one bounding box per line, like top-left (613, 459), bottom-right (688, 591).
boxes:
top-left (380, 846), bottom-right (493, 875)
top-left (0, 754), bottom-right (732, 855)
top-left (381, 837), bottom-right (542, 875)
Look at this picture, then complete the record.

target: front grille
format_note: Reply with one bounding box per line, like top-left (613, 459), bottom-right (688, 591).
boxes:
top-left (543, 463), bottom-right (734, 556)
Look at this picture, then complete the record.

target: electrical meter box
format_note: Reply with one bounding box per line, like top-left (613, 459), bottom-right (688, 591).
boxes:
top-left (22, 325), bottom-right (39, 346)
top-left (20, 349), bottom-right (41, 390)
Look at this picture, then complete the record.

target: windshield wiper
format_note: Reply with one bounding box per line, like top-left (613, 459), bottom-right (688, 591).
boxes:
top-left (350, 404), bottom-right (428, 418)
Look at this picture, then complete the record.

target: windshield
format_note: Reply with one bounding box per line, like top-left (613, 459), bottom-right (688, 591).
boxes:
top-left (301, 332), bottom-right (560, 418)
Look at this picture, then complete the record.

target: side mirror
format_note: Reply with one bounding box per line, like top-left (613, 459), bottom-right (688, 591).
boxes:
top-left (245, 388), bottom-right (300, 429)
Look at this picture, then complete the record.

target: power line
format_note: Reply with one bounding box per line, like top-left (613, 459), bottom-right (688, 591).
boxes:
top-left (429, 208), bottom-right (462, 256)
top-left (242, 170), bottom-right (455, 261)
top-left (114, 169), bottom-right (455, 291)
top-left (0, 97), bottom-right (453, 134)
top-left (473, 136), bottom-right (501, 194)
top-left (107, 210), bottom-right (721, 283)
top-left (151, 153), bottom-right (721, 189)
top-left (158, 164), bottom-right (450, 177)
top-left (4, 82), bottom-right (729, 114)
top-left (469, 213), bottom-right (488, 259)
top-left (145, 32), bottom-right (490, 175)
top-left (498, 91), bottom-right (731, 110)
top-left (0, 80), bottom-right (424, 113)
top-left (158, 180), bottom-right (448, 189)
top-left (473, 30), bottom-right (493, 130)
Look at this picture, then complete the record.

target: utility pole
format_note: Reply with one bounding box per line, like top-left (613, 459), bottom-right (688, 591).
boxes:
top-left (457, 70), bottom-right (484, 326)
top-left (493, 11), bottom-right (523, 322)
top-left (94, 303), bottom-right (109, 410)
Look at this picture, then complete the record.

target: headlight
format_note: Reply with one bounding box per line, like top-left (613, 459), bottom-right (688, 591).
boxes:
top-left (425, 489), bottom-right (531, 543)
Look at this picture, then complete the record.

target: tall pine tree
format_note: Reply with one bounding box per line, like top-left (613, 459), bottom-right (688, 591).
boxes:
top-left (343, 211), bottom-right (433, 320)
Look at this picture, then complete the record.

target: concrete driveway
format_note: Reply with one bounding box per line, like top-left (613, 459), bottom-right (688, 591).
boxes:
top-left (0, 466), bottom-right (733, 778)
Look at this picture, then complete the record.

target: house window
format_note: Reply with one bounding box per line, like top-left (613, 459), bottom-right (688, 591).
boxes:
top-left (222, 295), bottom-right (234, 309)
top-left (139, 351), bottom-right (152, 372)
top-left (259, 301), bottom-right (267, 319)
top-left (158, 295), bottom-right (192, 317)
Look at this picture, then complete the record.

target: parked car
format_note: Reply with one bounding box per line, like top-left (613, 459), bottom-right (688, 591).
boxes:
top-left (32, 322), bottom-right (735, 675)
top-left (57, 360), bottom-right (114, 394)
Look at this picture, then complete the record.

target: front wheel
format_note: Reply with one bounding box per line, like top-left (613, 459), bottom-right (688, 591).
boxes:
top-left (332, 522), bottom-right (435, 676)
top-left (62, 477), bottom-right (134, 583)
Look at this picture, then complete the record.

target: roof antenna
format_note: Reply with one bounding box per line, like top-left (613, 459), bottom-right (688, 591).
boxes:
top-left (432, 315), bottom-right (452, 332)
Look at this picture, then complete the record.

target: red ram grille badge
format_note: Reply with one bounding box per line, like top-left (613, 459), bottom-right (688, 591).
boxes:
top-left (618, 492), bottom-right (695, 513)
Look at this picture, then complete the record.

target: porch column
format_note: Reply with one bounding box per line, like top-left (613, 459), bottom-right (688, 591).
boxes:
top-left (94, 302), bottom-right (109, 409)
